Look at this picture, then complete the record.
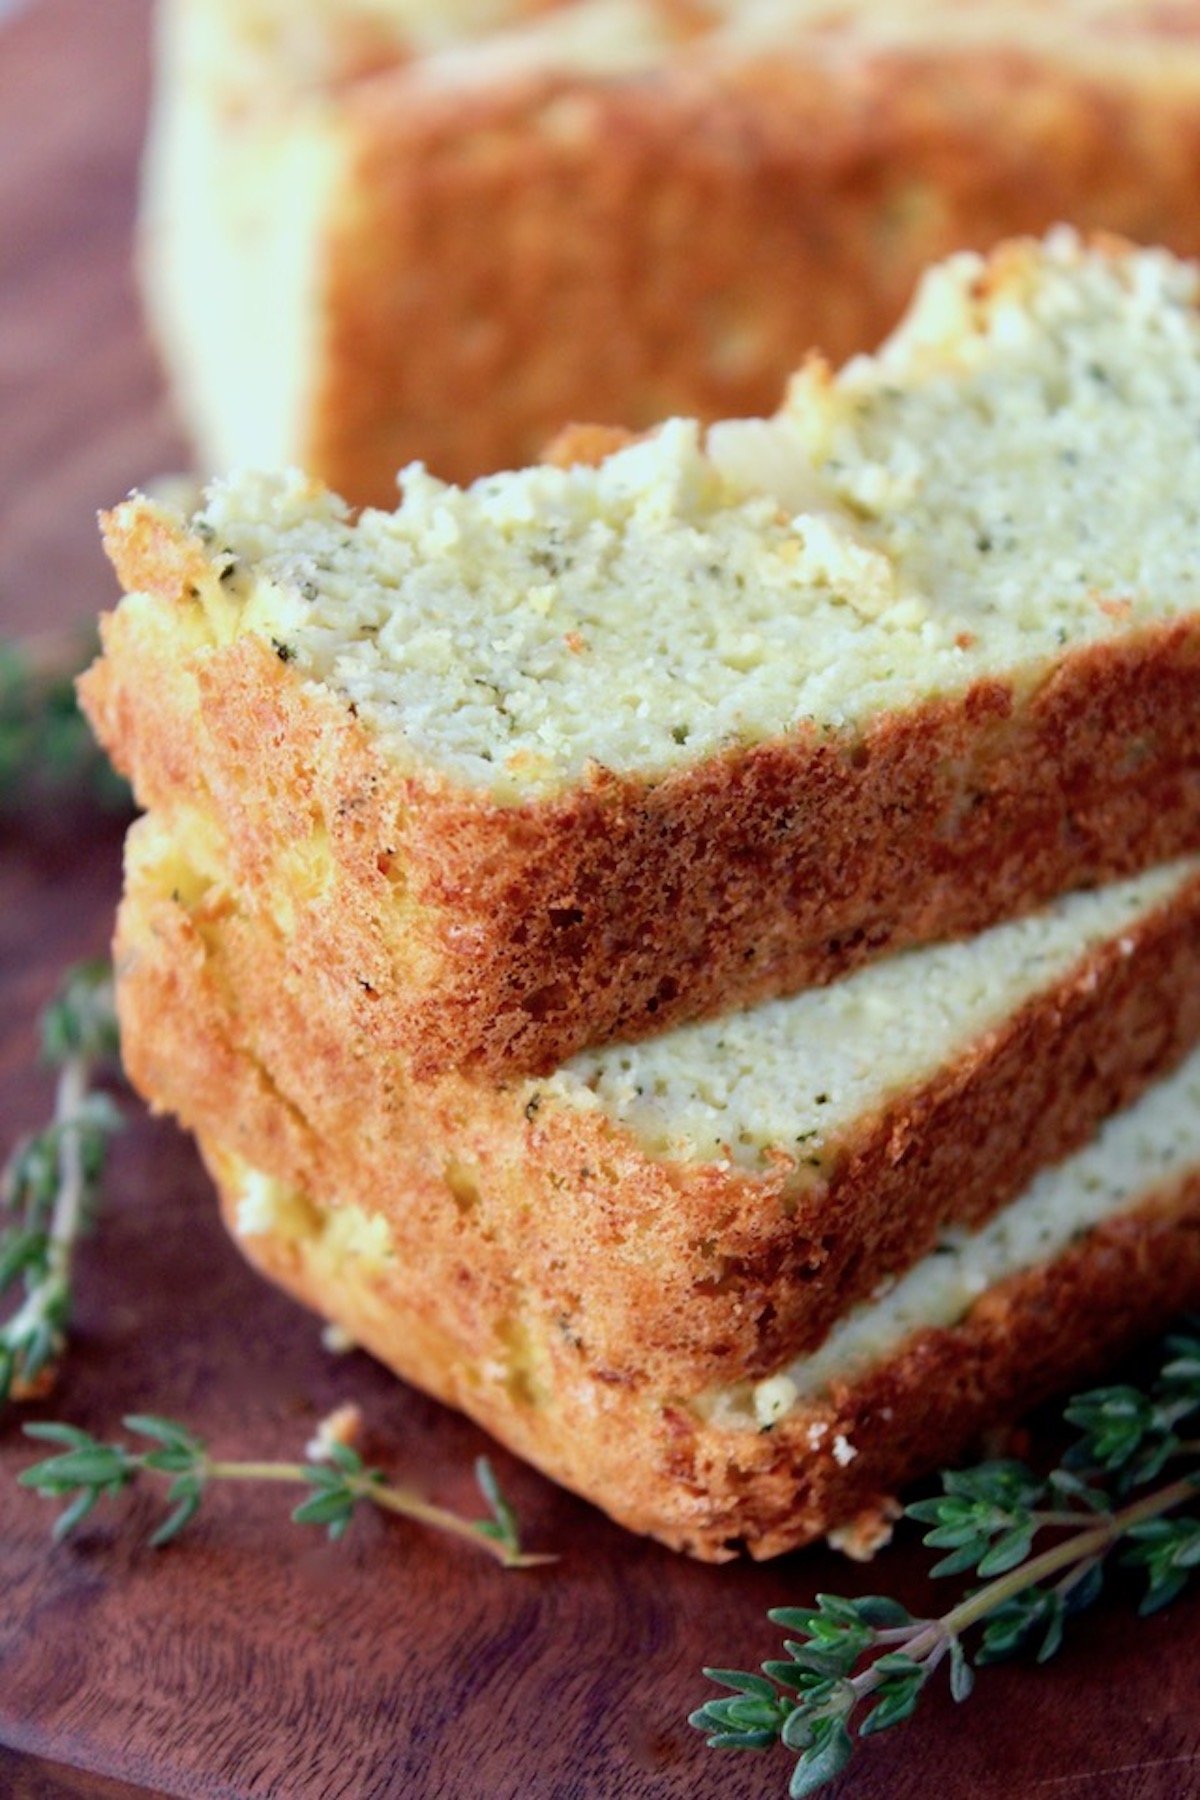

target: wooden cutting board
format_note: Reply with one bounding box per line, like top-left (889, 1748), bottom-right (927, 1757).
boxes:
top-left (1, 4), bottom-right (1198, 1795)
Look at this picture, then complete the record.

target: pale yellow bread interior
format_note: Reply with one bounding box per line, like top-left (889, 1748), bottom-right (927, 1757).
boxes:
top-left (130, 232), bottom-right (1200, 801)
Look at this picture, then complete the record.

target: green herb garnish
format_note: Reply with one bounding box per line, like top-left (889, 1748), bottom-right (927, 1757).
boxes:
top-left (1, 962), bottom-right (121, 1406)
top-left (690, 1329), bottom-right (1200, 1795)
top-left (0, 631), bottom-right (127, 813)
top-left (19, 1412), bottom-right (555, 1569)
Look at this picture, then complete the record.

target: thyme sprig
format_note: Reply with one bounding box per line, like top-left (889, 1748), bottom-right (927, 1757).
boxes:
top-left (1, 962), bottom-right (121, 1406)
top-left (0, 631), bottom-right (126, 814)
top-left (690, 1330), bottom-right (1200, 1797)
top-left (19, 1413), bottom-right (555, 1570)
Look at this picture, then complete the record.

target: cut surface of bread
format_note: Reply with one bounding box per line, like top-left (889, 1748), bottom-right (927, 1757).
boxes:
top-left (145, 0), bottom-right (1200, 494)
top-left (114, 808), bottom-right (1200, 1394)
top-left (84, 235), bottom-right (1200, 1075)
top-left (200, 1048), bottom-right (1200, 1559)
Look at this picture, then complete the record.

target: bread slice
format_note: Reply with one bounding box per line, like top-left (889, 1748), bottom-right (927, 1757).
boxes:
top-left (184, 1035), bottom-right (1200, 1559)
top-left (207, 1098), bottom-right (1200, 1561)
top-left (144, 0), bottom-right (1200, 495)
top-left (114, 798), bottom-right (1200, 1395)
top-left (84, 234), bottom-right (1200, 1076)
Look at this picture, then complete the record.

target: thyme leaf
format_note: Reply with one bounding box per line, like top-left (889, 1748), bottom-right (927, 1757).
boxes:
top-left (20, 1412), bottom-right (556, 1570)
top-left (1, 962), bottom-right (121, 1406)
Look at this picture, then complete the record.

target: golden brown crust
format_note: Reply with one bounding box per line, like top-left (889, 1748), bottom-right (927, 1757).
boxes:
top-left (539, 422), bottom-right (638, 469)
top-left (204, 1140), bottom-right (1200, 1560)
top-left (99, 501), bottom-right (212, 603)
top-left (290, 41), bottom-right (1200, 496)
top-left (82, 514), bottom-right (1200, 1077)
top-left (114, 820), bottom-right (1200, 1394)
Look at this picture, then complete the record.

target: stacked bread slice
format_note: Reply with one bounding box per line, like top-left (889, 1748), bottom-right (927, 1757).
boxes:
top-left (85, 232), bottom-right (1200, 1558)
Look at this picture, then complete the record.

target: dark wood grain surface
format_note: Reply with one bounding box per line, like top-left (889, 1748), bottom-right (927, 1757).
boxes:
top-left (1, 3), bottom-right (1198, 1796)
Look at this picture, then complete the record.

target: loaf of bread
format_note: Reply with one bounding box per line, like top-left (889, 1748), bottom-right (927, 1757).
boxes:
top-left (83, 234), bottom-right (1200, 1076)
top-left (144, 0), bottom-right (1200, 497)
top-left (114, 811), bottom-right (1200, 1556)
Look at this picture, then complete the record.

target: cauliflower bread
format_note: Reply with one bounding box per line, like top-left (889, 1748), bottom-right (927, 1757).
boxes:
top-left (115, 819), bottom-right (1200, 1557)
top-left (84, 235), bottom-right (1200, 1076)
top-left (205, 1104), bottom-right (1200, 1560)
top-left (116, 785), bottom-right (1200, 1374)
top-left (146, 0), bottom-right (1200, 495)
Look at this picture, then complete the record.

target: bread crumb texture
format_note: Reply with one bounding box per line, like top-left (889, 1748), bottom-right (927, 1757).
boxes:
top-left (152, 232), bottom-right (1200, 800)
top-left (554, 862), bottom-right (1190, 1165)
top-left (709, 1046), bottom-right (1200, 1425)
